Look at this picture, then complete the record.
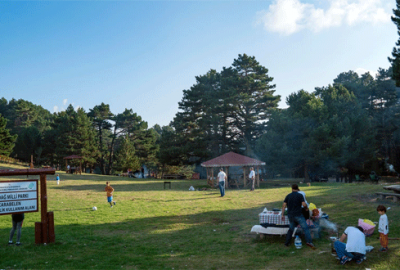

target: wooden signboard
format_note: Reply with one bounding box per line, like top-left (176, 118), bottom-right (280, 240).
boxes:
top-left (0, 168), bottom-right (55, 244)
top-left (0, 179), bottom-right (39, 215)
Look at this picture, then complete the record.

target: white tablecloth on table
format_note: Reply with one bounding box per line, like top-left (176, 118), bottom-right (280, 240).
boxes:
top-left (251, 225), bottom-right (289, 235)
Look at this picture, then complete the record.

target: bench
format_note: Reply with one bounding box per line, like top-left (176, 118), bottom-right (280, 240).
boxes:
top-left (376, 192), bottom-right (400, 202)
top-left (164, 181), bottom-right (171, 189)
top-left (163, 174), bottom-right (184, 179)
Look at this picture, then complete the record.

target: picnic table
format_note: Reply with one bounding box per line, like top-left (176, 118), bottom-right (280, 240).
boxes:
top-left (376, 185), bottom-right (400, 202)
top-left (383, 185), bottom-right (400, 194)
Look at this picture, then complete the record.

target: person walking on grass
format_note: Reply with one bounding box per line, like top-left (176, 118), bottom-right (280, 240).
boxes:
top-left (377, 204), bottom-right (389, 252)
top-left (217, 168), bottom-right (227, 197)
top-left (8, 213), bottom-right (24, 246)
top-left (56, 174), bottom-right (60, 185)
top-left (249, 167), bottom-right (255, 191)
top-left (282, 184), bottom-right (315, 249)
top-left (105, 182), bottom-right (116, 208)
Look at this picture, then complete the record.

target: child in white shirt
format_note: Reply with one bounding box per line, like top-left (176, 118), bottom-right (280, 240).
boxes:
top-left (377, 204), bottom-right (389, 251)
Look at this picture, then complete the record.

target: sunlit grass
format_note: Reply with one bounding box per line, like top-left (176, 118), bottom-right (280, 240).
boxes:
top-left (0, 165), bottom-right (399, 269)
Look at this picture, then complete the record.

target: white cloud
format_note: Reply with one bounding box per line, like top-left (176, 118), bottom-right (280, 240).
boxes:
top-left (355, 67), bottom-right (378, 78)
top-left (257, 0), bottom-right (391, 35)
top-left (63, 99), bottom-right (68, 105)
top-left (53, 106), bottom-right (58, 113)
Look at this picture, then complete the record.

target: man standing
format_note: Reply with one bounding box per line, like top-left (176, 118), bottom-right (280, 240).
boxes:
top-left (334, 226), bottom-right (366, 265)
top-left (217, 168), bottom-right (227, 197)
top-left (249, 167), bottom-right (255, 191)
top-left (281, 184), bottom-right (315, 249)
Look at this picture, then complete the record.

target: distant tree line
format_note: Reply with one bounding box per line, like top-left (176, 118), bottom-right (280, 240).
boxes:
top-left (2, 14), bottom-right (400, 180)
top-left (0, 99), bottom-right (158, 175)
top-left (157, 54), bottom-right (399, 179)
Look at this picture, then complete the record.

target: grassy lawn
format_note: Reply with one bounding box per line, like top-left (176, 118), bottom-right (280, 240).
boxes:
top-left (0, 164), bottom-right (399, 269)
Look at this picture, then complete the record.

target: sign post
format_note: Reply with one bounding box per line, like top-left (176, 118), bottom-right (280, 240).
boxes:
top-left (0, 180), bottom-right (38, 214)
top-left (0, 168), bottom-right (55, 244)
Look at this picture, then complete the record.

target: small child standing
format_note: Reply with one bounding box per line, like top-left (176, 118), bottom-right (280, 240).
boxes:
top-left (56, 174), bottom-right (60, 185)
top-left (377, 204), bottom-right (389, 251)
top-left (105, 182), bottom-right (116, 208)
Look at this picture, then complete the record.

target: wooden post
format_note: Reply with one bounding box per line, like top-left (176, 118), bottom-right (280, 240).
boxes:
top-left (30, 155), bottom-right (34, 169)
top-left (35, 222), bottom-right (42, 244)
top-left (211, 168), bottom-right (214, 187)
top-left (224, 167), bottom-right (228, 189)
top-left (40, 174), bottom-right (48, 243)
top-left (47, 212), bottom-right (55, 243)
top-left (243, 167), bottom-right (246, 187)
top-left (256, 166), bottom-right (260, 188)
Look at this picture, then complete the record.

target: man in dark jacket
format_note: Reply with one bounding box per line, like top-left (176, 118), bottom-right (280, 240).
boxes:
top-left (282, 184), bottom-right (315, 249)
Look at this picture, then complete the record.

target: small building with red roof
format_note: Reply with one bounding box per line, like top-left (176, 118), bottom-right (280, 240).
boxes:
top-left (201, 152), bottom-right (265, 188)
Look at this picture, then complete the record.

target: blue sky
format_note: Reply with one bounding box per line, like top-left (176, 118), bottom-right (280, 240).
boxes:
top-left (0, 0), bottom-right (397, 127)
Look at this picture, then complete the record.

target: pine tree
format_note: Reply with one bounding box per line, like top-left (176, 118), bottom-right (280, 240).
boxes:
top-left (389, 0), bottom-right (400, 86)
top-left (0, 114), bottom-right (17, 156)
top-left (227, 54), bottom-right (280, 156)
top-left (88, 103), bottom-right (113, 174)
top-left (114, 135), bottom-right (140, 172)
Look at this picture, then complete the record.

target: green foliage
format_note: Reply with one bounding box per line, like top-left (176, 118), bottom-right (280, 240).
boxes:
top-left (108, 109), bottom-right (148, 174)
top-left (12, 126), bottom-right (41, 162)
top-left (389, 0), bottom-right (400, 86)
top-left (49, 105), bottom-right (99, 169)
top-left (171, 54), bottom-right (280, 165)
top-left (113, 135), bottom-right (140, 172)
top-left (0, 98), bottom-right (53, 163)
top-left (157, 125), bottom-right (186, 166)
top-left (0, 114), bottom-right (17, 156)
top-left (257, 85), bottom-right (376, 177)
top-left (88, 103), bottom-right (113, 174)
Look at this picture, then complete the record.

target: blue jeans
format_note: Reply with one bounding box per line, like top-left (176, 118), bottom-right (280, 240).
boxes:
top-left (9, 221), bottom-right (23, 243)
top-left (334, 241), bottom-right (354, 259)
top-left (219, 181), bottom-right (225, 197)
top-left (285, 215), bottom-right (312, 245)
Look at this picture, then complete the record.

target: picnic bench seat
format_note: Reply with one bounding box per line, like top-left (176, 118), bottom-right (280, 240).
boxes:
top-left (376, 192), bottom-right (400, 202)
top-left (163, 174), bottom-right (184, 179)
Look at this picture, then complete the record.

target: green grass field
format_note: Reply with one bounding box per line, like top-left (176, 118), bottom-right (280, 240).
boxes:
top-left (0, 164), bottom-right (399, 269)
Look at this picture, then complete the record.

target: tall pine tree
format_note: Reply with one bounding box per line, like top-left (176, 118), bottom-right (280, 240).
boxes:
top-left (88, 103), bottom-right (113, 174)
top-left (0, 114), bottom-right (17, 156)
top-left (389, 0), bottom-right (400, 86)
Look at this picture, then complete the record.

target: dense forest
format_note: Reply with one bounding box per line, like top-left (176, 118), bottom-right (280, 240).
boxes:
top-left (0, 56), bottom-right (398, 179)
top-left (2, 3), bottom-right (400, 179)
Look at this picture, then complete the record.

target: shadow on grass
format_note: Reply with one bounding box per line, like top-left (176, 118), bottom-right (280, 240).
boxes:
top-left (0, 182), bottom-right (398, 269)
top-left (1, 202), bottom-right (395, 270)
top-left (0, 206), bottom-right (310, 269)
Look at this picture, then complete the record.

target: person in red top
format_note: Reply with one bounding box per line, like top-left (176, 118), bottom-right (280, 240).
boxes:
top-left (105, 182), bottom-right (116, 208)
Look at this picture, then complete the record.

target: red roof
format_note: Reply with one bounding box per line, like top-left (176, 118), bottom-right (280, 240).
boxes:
top-left (201, 152), bottom-right (265, 167)
top-left (63, 155), bottom-right (83, 160)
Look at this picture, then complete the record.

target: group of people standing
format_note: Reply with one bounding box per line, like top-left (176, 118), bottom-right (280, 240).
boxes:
top-left (217, 167), bottom-right (256, 197)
